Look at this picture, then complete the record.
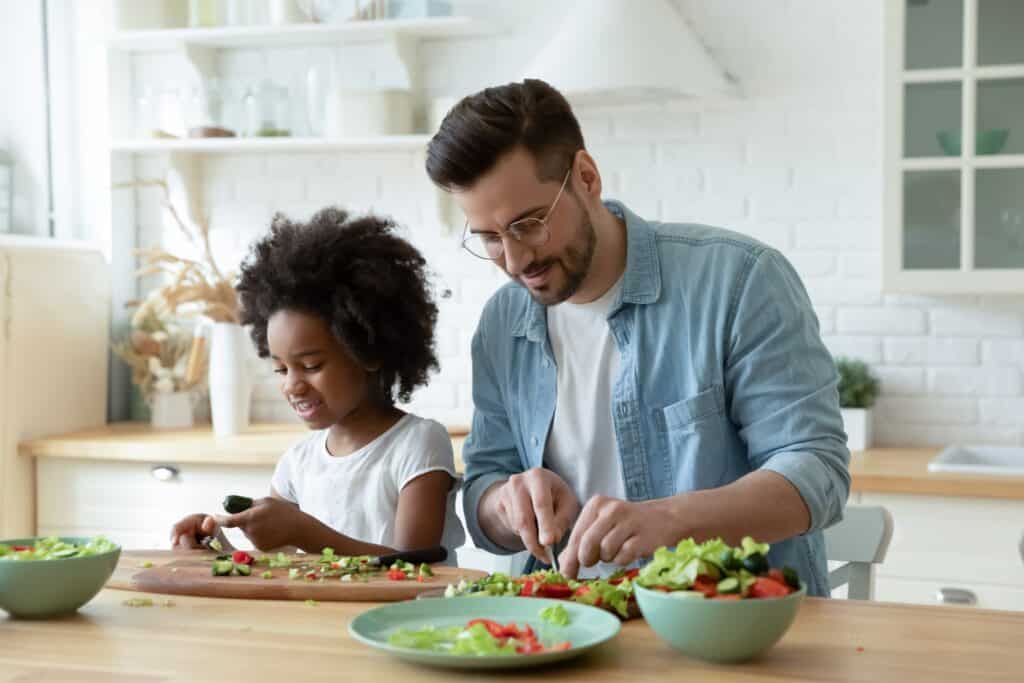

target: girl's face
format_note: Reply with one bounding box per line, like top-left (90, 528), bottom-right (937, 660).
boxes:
top-left (267, 308), bottom-right (376, 429)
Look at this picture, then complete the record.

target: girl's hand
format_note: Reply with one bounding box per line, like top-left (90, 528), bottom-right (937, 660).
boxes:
top-left (170, 513), bottom-right (229, 550)
top-left (215, 497), bottom-right (308, 551)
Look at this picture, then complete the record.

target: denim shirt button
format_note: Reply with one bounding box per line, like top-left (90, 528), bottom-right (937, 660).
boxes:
top-left (531, 436), bottom-right (539, 446)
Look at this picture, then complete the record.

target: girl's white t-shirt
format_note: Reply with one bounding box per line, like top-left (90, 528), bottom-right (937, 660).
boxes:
top-left (271, 414), bottom-right (465, 557)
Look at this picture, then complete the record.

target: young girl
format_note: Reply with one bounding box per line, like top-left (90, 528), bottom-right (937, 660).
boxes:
top-left (170, 207), bottom-right (464, 558)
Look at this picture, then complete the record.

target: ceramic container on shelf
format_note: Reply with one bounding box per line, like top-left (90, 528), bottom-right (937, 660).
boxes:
top-left (269, 0), bottom-right (309, 24)
top-left (150, 391), bottom-right (195, 430)
top-left (325, 88), bottom-right (414, 137)
top-left (208, 322), bottom-right (252, 437)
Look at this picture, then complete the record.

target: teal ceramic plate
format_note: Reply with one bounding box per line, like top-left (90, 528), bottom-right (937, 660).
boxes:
top-left (349, 596), bottom-right (620, 670)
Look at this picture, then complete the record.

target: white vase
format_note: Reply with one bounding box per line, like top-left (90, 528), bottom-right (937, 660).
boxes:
top-left (209, 322), bottom-right (252, 437)
top-left (151, 391), bottom-right (195, 430)
top-left (841, 408), bottom-right (873, 452)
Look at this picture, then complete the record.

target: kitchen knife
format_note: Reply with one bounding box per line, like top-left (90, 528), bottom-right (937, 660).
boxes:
top-left (367, 546), bottom-right (448, 566)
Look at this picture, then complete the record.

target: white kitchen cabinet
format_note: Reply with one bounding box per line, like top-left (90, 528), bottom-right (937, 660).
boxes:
top-left (37, 457), bottom-right (273, 550)
top-left (883, 0), bottom-right (1024, 293)
top-left (857, 491), bottom-right (1024, 611)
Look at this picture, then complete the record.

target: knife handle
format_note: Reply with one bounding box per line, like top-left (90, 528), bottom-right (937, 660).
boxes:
top-left (377, 546), bottom-right (448, 566)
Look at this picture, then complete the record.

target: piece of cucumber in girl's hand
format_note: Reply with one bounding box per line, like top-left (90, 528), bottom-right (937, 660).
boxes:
top-left (223, 495), bottom-right (254, 514)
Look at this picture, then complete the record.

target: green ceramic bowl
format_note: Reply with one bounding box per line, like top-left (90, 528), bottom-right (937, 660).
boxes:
top-left (634, 583), bottom-right (805, 664)
top-left (350, 596), bottom-right (621, 670)
top-left (936, 129), bottom-right (1010, 156)
top-left (0, 537), bottom-right (121, 619)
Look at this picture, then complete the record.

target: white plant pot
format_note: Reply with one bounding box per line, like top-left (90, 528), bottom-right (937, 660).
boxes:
top-left (151, 391), bottom-right (195, 430)
top-left (209, 322), bottom-right (252, 437)
top-left (841, 408), bottom-right (873, 451)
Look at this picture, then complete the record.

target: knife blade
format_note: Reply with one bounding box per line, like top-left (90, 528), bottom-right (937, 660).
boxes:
top-left (366, 546), bottom-right (448, 566)
top-left (545, 545), bottom-right (560, 574)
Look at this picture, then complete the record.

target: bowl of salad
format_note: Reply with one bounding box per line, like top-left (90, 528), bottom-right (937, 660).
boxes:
top-left (0, 536), bottom-right (121, 618)
top-left (633, 537), bottom-right (804, 664)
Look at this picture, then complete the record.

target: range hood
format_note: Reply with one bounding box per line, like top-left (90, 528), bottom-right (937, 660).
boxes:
top-left (524, 0), bottom-right (738, 103)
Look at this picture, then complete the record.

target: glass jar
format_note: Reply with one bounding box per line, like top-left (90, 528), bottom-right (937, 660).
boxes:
top-left (242, 79), bottom-right (291, 137)
top-left (185, 79), bottom-right (237, 138)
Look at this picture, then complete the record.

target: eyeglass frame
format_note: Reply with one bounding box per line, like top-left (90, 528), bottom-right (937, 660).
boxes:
top-left (460, 167), bottom-right (573, 261)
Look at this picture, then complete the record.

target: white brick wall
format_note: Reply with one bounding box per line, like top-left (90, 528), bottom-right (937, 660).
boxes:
top-left (131, 0), bottom-right (1024, 447)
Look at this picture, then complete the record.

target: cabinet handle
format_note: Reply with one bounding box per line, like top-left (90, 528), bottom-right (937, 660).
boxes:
top-left (935, 587), bottom-right (977, 606)
top-left (1019, 533), bottom-right (1023, 567)
top-left (151, 465), bottom-right (180, 482)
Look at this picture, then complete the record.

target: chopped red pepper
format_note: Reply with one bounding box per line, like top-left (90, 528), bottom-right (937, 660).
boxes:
top-left (748, 576), bottom-right (792, 598)
top-left (11, 545), bottom-right (30, 551)
top-left (536, 582), bottom-right (572, 599)
top-left (467, 619), bottom-right (507, 639)
top-left (692, 575), bottom-right (718, 598)
top-left (231, 551), bottom-right (254, 565)
top-left (387, 568), bottom-right (407, 581)
top-left (519, 579), bottom-right (534, 597)
top-left (609, 568), bottom-right (640, 585)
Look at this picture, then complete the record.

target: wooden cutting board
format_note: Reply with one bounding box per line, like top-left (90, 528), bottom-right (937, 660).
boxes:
top-left (106, 550), bottom-right (486, 602)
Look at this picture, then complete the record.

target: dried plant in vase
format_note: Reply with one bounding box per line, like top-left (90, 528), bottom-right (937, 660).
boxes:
top-left (112, 298), bottom-right (208, 404)
top-left (113, 176), bottom-right (241, 324)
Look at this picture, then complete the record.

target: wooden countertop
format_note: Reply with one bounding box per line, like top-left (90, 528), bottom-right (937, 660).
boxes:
top-left (20, 424), bottom-right (1024, 499)
top-left (19, 422), bottom-right (468, 468)
top-left (1, 590), bottom-right (1021, 681)
top-left (848, 447), bottom-right (1024, 500)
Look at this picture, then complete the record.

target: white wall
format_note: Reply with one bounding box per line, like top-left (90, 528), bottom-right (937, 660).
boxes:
top-left (128, 0), bottom-right (1024, 447)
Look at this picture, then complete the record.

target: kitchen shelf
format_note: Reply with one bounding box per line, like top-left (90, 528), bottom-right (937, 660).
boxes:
top-left (111, 135), bottom-right (431, 155)
top-left (106, 16), bottom-right (492, 52)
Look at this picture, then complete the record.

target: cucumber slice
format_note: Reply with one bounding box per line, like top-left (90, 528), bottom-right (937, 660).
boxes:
top-left (742, 553), bottom-right (768, 575)
top-left (234, 563), bottom-right (252, 576)
top-left (782, 566), bottom-right (801, 589)
top-left (716, 576), bottom-right (740, 594)
top-left (212, 560), bottom-right (234, 576)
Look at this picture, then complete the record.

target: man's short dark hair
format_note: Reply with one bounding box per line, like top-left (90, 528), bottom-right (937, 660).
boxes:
top-left (425, 79), bottom-right (585, 190)
top-left (236, 207), bottom-right (439, 405)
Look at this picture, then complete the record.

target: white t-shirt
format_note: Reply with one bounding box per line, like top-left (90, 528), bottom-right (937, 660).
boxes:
top-left (545, 275), bottom-right (630, 578)
top-left (271, 413), bottom-right (465, 559)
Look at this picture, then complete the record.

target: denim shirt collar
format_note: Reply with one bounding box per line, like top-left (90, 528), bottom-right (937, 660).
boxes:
top-left (511, 200), bottom-right (662, 341)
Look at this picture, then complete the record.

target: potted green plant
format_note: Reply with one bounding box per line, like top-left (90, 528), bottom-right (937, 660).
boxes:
top-left (835, 357), bottom-right (880, 451)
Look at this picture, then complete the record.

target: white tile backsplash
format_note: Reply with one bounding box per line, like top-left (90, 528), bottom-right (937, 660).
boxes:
top-left (128, 0), bottom-right (1024, 446)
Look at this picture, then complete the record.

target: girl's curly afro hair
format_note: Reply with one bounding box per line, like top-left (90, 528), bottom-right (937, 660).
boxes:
top-left (236, 207), bottom-right (439, 404)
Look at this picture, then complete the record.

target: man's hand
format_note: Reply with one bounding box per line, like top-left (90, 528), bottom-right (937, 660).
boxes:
top-left (483, 467), bottom-right (580, 564)
top-left (558, 495), bottom-right (680, 579)
top-left (215, 497), bottom-right (311, 551)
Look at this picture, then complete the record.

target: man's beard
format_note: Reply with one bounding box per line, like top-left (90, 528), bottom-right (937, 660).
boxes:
top-left (517, 212), bottom-right (597, 306)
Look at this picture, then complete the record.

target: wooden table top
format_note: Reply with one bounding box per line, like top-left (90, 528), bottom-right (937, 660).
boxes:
top-left (1, 590), bottom-right (1022, 682)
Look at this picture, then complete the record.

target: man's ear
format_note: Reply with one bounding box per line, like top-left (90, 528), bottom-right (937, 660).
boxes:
top-left (574, 149), bottom-right (602, 198)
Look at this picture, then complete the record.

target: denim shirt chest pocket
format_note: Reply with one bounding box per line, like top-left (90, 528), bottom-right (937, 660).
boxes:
top-left (654, 385), bottom-right (730, 492)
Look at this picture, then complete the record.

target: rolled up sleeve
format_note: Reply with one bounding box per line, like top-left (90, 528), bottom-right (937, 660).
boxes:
top-left (725, 248), bottom-right (851, 532)
top-left (461, 321), bottom-right (525, 554)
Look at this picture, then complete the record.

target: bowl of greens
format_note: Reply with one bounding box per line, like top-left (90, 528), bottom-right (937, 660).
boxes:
top-left (633, 537), bottom-right (804, 664)
top-left (0, 536), bottom-right (121, 618)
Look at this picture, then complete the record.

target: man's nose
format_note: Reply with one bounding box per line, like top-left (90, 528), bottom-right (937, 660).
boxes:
top-left (501, 235), bottom-right (534, 277)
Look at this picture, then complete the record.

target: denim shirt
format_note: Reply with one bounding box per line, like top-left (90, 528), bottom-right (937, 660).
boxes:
top-left (461, 201), bottom-right (851, 597)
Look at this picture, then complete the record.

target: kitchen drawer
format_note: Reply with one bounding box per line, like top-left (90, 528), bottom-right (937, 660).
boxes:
top-left (875, 576), bottom-right (1024, 612)
top-left (37, 457), bottom-right (273, 549)
top-left (859, 493), bottom-right (1024, 588)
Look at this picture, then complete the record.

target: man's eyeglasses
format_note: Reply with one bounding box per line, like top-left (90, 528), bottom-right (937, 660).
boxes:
top-left (461, 168), bottom-right (572, 261)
